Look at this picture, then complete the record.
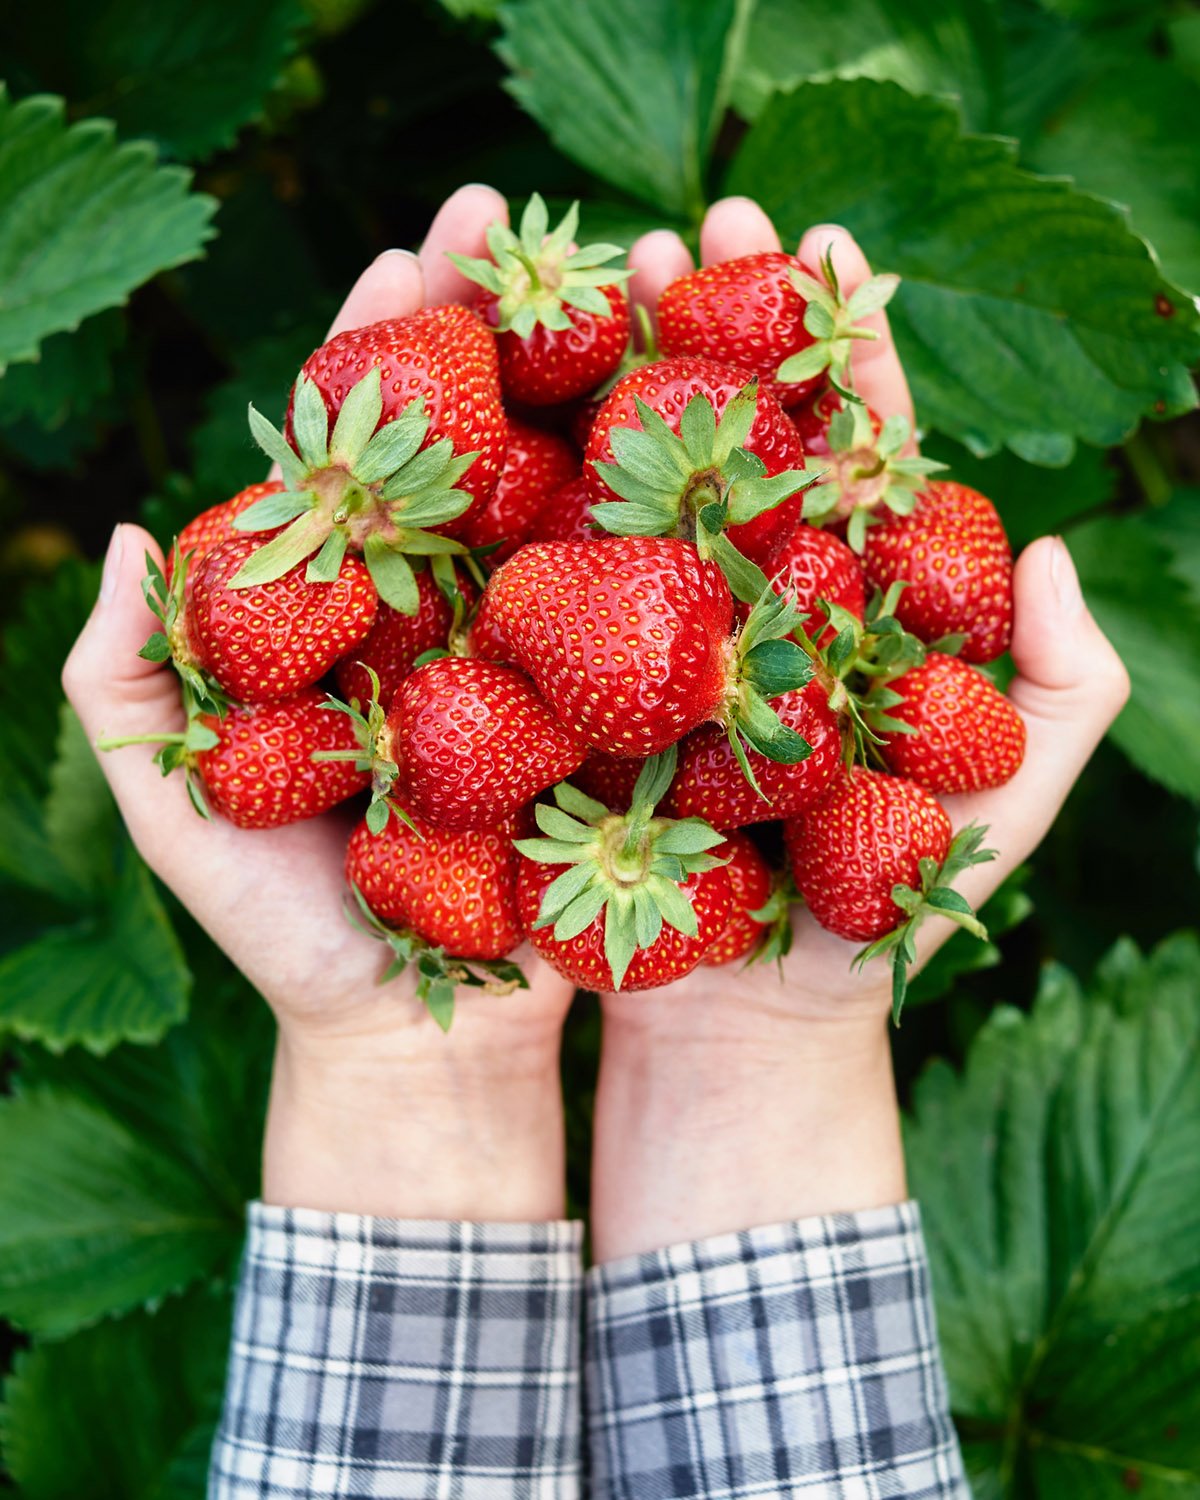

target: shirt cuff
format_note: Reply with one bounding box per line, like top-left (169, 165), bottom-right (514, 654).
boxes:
top-left (209, 1203), bottom-right (584, 1500)
top-left (585, 1201), bottom-right (968, 1499)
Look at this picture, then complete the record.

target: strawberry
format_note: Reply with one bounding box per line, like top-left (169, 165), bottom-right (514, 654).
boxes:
top-left (570, 751), bottom-right (648, 812)
top-left (746, 523), bottom-right (865, 647)
top-left (701, 832), bottom-right (773, 966)
top-left (481, 536), bottom-right (818, 769)
top-left (380, 656), bottom-right (585, 832)
top-left (225, 309), bottom-right (506, 616)
top-left (860, 481), bottom-right (1014, 662)
top-left (464, 590), bottom-right (518, 665)
top-left (347, 812), bottom-right (525, 958)
top-left (784, 768), bottom-right (995, 1018)
top-left (334, 563), bottom-right (477, 710)
top-left (657, 250), bottom-right (899, 407)
top-left (196, 689), bottom-right (369, 828)
top-left (874, 652), bottom-right (1026, 793)
top-left (527, 475), bottom-right (601, 545)
top-left (665, 676), bottom-right (842, 829)
top-left (167, 480), bottom-right (286, 591)
top-left (346, 811), bottom-right (529, 1029)
top-left (515, 749), bottom-right (732, 991)
top-left (449, 194), bottom-right (632, 405)
top-left (789, 391), bottom-right (946, 552)
top-left (188, 533), bottom-right (377, 702)
top-left (461, 417), bottom-right (577, 563)
top-left (584, 357), bottom-right (818, 570)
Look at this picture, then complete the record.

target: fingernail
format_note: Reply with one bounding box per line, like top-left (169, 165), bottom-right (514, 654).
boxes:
top-left (99, 524), bottom-right (124, 605)
top-left (377, 247), bottom-right (419, 262)
top-left (1050, 536), bottom-right (1083, 615)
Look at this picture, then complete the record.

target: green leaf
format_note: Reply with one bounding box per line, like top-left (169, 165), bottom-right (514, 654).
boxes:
top-left (0, 1285), bottom-right (231, 1499)
top-left (1023, 53), bottom-right (1200, 297)
top-left (43, 704), bottom-right (119, 897)
top-left (0, 847), bottom-right (190, 1056)
top-left (0, 88), bottom-right (216, 372)
top-left (498, 0), bottom-right (754, 222)
top-left (730, 0), bottom-right (1001, 131)
top-left (1067, 514), bottom-right (1200, 803)
top-left (364, 535), bottom-right (420, 615)
top-left (0, 309), bottom-right (125, 453)
top-left (907, 933), bottom-right (1200, 1495)
top-left (728, 78), bottom-right (1200, 458)
top-left (904, 866), bottom-right (1034, 1009)
top-left (1, 0), bottom-right (307, 161)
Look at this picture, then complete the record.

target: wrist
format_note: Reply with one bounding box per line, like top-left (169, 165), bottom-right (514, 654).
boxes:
top-left (590, 1001), bottom-right (905, 1261)
top-left (263, 1022), bottom-right (567, 1222)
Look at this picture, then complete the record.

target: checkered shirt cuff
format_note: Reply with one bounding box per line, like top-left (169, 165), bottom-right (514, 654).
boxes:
top-left (208, 1203), bottom-right (584, 1500)
top-left (585, 1202), bottom-right (967, 1499)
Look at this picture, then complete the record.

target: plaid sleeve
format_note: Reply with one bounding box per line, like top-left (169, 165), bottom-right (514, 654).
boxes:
top-left (585, 1201), bottom-right (968, 1499)
top-left (208, 1203), bottom-right (584, 1500)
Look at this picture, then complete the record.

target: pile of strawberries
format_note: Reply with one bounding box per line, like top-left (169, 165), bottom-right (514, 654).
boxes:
top-left (124, 196), bottom-right (1025, 1024)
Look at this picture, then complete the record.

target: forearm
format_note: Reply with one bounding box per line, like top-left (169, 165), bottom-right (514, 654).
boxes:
top-left (591, 1003), bottom-right (905, 1262)
top-left (263, 1024), bottom-right (568, 1221)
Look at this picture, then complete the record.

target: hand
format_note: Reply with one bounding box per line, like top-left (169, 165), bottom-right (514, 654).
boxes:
top-left (64, 186), bottom-right (577, 1223)
top-left (590, 198), bottom-right (1132, 1260)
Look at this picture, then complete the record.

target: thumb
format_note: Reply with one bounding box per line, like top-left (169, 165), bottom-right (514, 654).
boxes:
top-left (63, 524), bottom-right (192, 843)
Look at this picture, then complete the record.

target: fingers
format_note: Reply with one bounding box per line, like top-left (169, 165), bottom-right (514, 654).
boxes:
top-left (926, 536), bottom-right (1129, 936)
top-left (323, 250), bottom-right (426, 341)
top-left (797, 223), bottom-right (915, 433)
top-left (419, 183), bottom-right (508, 306)
top-left (699, 196), bottom-right (781, 263)
top-left (627, 229), bottom-right (693, 322)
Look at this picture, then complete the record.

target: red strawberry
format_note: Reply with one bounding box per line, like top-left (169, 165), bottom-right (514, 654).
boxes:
top-left (657, 251), bottom-right (899, 407)
top-left (515, 751), bottom-right (732, 991)
top-left (334, 564), bottom-right (477, 710)
top-left (482, 537), bottom-right (815, 763)
top-left (527, 475), bottom-right (601, 545)
top-left (188, 533), bottom-right (377, 702)
top-left (465, 591), bottom-right (518, 665)
top-left (449, 194), bottom-right (632, 405)
top-left (877, 652), bottom-right (1026, 793)
top-left (462, 418), bottom-right (578, 562)
top-left (288, 307), bottom-right (506, 533)
top-left (347, 812), bottom-right (524, 959)
top-left (860, 481), bottom-right (1014, 662)
top-left (383, 656), bottom-right (585, 831)
top-left (665, 677), bottom-right (842, 829)
top-left (519, 860), bottom-right (731, 991)
top-left (748, 524), bottom-right (865, 646)
top-left (570, 751), bottom-right (648, 812)
top-left (702, 832), bottom-right (773, 966)
top-left (584, 357), bottom-right (812, 568)
top-left (785, 769), bottom-right (951, 942)
top-left (169, 480), bottom-right (286, 589)
top-left (197, 689), bottom-right (369, 829)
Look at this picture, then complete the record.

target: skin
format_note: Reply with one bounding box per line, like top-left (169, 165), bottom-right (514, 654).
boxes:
top-left (63, 188), bottom-right (1130, 1260)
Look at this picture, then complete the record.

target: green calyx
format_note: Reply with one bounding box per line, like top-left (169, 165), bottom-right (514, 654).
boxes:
top-left (447, 192), bottom-right (632, 336)
top-left (229, 367), bottom-right (480, 615)
top-left (777, 249), bottom-right (901, 389)
top-left (513, 745), bottom-right (726, 990)
top-left (802, 396), bottom-right (946, 553)
top-left (95, 547), bottom-right (228, 819)
top-left (746, 871), bottom-right (801, 968)
top-left (724, 584), bottom-right (818, 794)
top-left (590, 381), bottom-right (826, 588)
top-left (313, 664), bottom-right (414, 835)
top-left (854, 822), bottom-right (997, 1025)
top-left (347, 883), bottom-right (528, 1032)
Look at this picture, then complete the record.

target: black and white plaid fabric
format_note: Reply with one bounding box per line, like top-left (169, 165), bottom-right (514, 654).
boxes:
top-left (208, 1204), bottom-right (584, 1499)
top-left (585, 1203), bottom-right (968, 1499)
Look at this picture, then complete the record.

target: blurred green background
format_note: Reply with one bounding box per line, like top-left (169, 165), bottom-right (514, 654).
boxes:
top-left (1, 0), bottom-right (1199, 1493)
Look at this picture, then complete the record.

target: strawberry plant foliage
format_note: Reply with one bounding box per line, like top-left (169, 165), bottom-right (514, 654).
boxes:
top-left (498, 0), bottom-right (753, 223)
top-left (0, 88), bottom-right (216, 372)
top-left (907, 933), bottom-right (1200, 1495)
top-left (1, 0), bottom-right (307, 162)
top-left (728, 77), bottom-right (1200, 461)
top-left (0, 1285), bottom-right (232, 1499)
